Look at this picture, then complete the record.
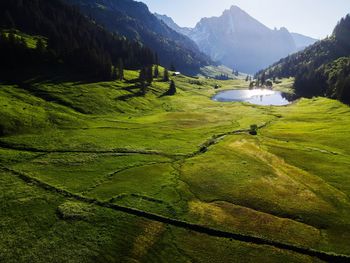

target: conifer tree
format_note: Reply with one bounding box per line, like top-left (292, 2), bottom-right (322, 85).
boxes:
top-left (154, 52), bottom-right (159, 65)
top-left (35, 39), bottom-right (45, 54)
top-left (117, 58), bottom-right (124, 80)
top-left (261, 72), bottom-right (266, 85)
top-left (163, 68), bottom-right (169, 82)
top-left (154, 65), bottom-right (159, 78)
top-left (140, 80), bottom-right (147, 95)
top-left (139, 67), bottom-right (146, 82)
top-left (112, 65), bottom-right (118, 80)
top-left (146, 65), bottom-right (153, 84)
top-left (167, 80), bottom-right (176, 95)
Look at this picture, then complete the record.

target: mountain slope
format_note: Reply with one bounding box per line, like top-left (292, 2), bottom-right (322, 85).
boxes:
top-left (64, 0), bottom-right (212, 74)
top-left (0, 0), bottom-right (154, 80)
top-left (154, 13), bottom-right (192, 36)
top-left (258, 15), bottom-right (350, 104)
top-left (156, 6), bottom-right (318, 74)
top-left (191, 6), bottom-right (297, 73)
top-left (291, 33), bottom-right (318, 51)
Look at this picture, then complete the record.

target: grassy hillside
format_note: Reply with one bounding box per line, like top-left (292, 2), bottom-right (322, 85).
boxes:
top-left (1, 70), bottom-right (350, 262)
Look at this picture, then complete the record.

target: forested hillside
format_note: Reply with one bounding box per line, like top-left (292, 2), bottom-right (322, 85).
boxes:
top-left (258, 15), bottom-right (350, 104)
top-left (0, 0), bottom-right (154, 80)
top-left (64, 0), bottom-right (212, 74)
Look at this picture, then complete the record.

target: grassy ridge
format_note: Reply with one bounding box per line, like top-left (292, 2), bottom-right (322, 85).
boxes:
top-left (0, 69), bottom-right (349, 261)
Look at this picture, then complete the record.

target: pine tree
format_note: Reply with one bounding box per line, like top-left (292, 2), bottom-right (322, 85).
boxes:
top-left (35, 38), bottom-right (45, 54)
top-left (112, 65), bottom-right (118, 80)
top-left (140, 80), bottom-right (147, 95)
top-left (163, 68), bottom-right (169, 82)
top-left (154, 65), bottom-right (159, 78)
top-left (261, 72), bottom-right (266, 85)
top-left (8, 31), bottom-right (16, 45)
top-left (146, 65), bottom-right (153, 84)
top-left (167, 80), bottom-right (176, 95)
top-left (139, 67), bottom-right (146, 82)
top-left (117, 58), bottom-right (124, 80)
top-left (154, 52), bottom-right (159, 65)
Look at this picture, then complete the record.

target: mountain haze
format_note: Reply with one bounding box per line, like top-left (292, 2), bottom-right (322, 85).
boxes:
top-left (156, 6), bottom-right (317, 73)
top-left (290, 32), bottom-right (318, 51)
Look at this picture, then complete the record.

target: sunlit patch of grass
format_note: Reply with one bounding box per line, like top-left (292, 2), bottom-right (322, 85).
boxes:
top-left (188, 200), bottom-right (321, 247)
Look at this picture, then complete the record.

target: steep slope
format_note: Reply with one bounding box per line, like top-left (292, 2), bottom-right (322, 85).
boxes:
top-left (0, 0), bottom-right (154, 80)
top-left (154, 13), bottom-right (192, 36)
top-left (189, 6), bottom-right (296, 74)
top-left (64, 0), bottom-right (212, 74)
top-left (258, 15), bottom-right (350, 104)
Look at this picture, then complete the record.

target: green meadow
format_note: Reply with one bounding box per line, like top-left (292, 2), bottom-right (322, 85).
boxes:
top-left (1, 69), bottom-right (349, 262)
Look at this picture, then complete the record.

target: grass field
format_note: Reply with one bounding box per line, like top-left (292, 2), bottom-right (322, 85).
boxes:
top-left (0, 69), bottom-right (349, 262)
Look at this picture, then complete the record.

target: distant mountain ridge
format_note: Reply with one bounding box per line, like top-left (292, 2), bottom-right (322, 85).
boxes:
top-left (154, 13), bottom-right (192, 36)
top-left (64, 0), bottom-right (212, 74)
top-left (290, 32), bottom-right (318, 51)
top-left (258, 15), bottom-right (350, 104)
top-left (156, 6), bottom-right (317, 73)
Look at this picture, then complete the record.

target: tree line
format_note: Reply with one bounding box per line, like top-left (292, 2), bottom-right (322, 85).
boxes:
top-left (138, 65), bottom-right (176, 96)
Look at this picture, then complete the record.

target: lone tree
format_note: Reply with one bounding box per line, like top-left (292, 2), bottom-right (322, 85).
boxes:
top-left (170, 64), bottom-right (176, 71)
top-left (163, 68), bottom-right (169, 82)
top-left (249, 124), bottom-right (258, 135)
top-left (167, 80), bottom-right (176, 95)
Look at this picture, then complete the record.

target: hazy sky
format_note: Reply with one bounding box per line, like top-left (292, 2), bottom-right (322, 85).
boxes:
top-left (139, 0), bottom-right (349, 39)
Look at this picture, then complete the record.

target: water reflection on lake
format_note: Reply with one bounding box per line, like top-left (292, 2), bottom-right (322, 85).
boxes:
top-left (212, 89), bottom-right (291, 106)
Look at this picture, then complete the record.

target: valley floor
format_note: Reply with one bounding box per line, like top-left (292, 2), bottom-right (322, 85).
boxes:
top-left (0, 72), bottom-right (350, 262)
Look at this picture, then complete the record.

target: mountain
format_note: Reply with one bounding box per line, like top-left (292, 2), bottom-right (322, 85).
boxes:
top-left (291, 33), bottom-right (318, 51)
top-left (63, 0), bottom-right (212, 74)
top-left (156, 6), bottom-right (317, 74)
top-left (154, 13), bottom-right (192, 36)
top-left (258, 15), bottom-right (350, 104)
top-left (0, 0), bottom-right (154, 80)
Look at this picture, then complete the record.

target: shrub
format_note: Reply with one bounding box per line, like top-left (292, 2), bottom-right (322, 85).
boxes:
top-left (249, 124), bottom-right (258, 135)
